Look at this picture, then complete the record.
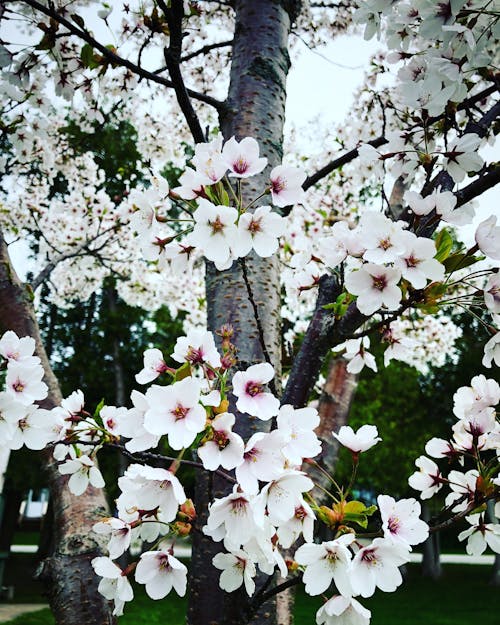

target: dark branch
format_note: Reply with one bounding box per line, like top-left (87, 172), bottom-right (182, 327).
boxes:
top-left (16, 0), bottom-right (224, 110)
top-left (457, 163), bottom-right (500, 206)
top-left (303, 136), bottom-right (387, 191)
top-left (281, 274), bottom-right (342, 409)
top-left (181, 39), bottom-right (234, 62)
top-left (160, 0), bottom-right (206, 143)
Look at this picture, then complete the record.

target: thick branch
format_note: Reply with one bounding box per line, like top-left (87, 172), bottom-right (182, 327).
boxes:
top-left (281, 274), bottom-right (341, 409)
top-left (456, 163), bottom-right (500, 206)
top-left (15, 0), bottom-right (224, 110)
top-left (161, 0), bottom-right (206, 143)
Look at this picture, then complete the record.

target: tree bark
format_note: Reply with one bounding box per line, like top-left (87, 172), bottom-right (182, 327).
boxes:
top-left (188, 2), bottom-right (302, 624)
top-left (0, 230), bottom-right (115, 625)
top-left (421, 503), bottom-right (442, 580)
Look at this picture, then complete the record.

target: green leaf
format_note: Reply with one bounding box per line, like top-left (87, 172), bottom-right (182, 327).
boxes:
top-left (80, 44), bottom-right (95, 68)
top-left (434, 229), bottom-right (453, 262)
top-left (443, 253), bottom-right (484, 273)
top-left (94, 398), bottom-right (105, 419)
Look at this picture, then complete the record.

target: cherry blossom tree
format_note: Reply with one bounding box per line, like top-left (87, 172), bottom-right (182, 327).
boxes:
top-left (0, 2), bottom-right (499, 625)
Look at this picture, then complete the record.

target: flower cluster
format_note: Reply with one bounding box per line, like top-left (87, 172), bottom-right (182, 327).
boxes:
top-left (409, 375), bottom-right (500, 556)
top-left (128, 134), bottom-right (305, 271)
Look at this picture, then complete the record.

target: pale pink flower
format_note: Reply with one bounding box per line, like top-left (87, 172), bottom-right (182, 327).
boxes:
top-left (425, 437), bottom-right (458, 461)
top-left (204, 485), bottom-right (265, 547)
top-left (222, 136), bottom-right (267, 178)
top-left (117, 464), bottom-right (186, 522)
top-left (443, 134), bottom-right (483, 183)
top-left (135, 551), bottom-right (187, 599)
top-left (359, 212), bottom-right (407, 264)
top-left (114, 390), bottom-right (160, 453)
top-left (445, 469), bottom-right (479, 513)
top-left (377, 495), bottom-right (429, 547)
top-left (408, 456), bottom-right (444, 499)
top-left (345, 264), bottom-right (402, 316)
top-left (260, 470), bottom-right (314, 524)
top-left (192, 133), bottom-right (227, 183)
top-left (334, 337), bottom-right (377, 374)
top-left (212, 549), bottom-right (256, 596)
top-left (233, 206), bottom-right (286, 258)
top-left (93, 517), bottom-right (132, 559)
top-left (350, 537), bottom-right (410, 598)
top-left (144, 377), bottom-right (206, 449)
top-left (5, 362), bottom-right (48, 405)
top-left (395, 233), bottom-right (444, 289)
top-left (458, 514), bottom-right (500, 556)
top-left (235, 431), bottom-right (285, 494)
top-left (295, 534), bottom-right (355, 597)
top-left (232, 362), bottom-right (280, 419)
top-left (197, 412), bottom-right (244, 471)
top-left (332, 424), bottom-right (381, 454)
top-left (8, 406), bottom-right (58, 451)
top-left (277, 498), bottom-right (315, 548)
top-left (58, 450), bottom-right (105, 496)
top-left (484, 274), bottom-right (500, 314)
top-left (316, 596), bottom-right (371, 625)
top-left (171, 328), bottom-right (221, 368)
top-left (188, 199), bottom-right (239, 269)
top-left (172, 166), bottom-right (211, 199)
top-left (269, 165), bottom-right (306, 207)
top-left (475, 215), bottom-right (500, 260)
top-left (91, 557), bottom-right (133, 617)
top-left (135, 348), bottom-right (168, 384)
top-left (276, 404), bottom-right (322, 466)
top-left (317, 221), bottom-right (364, 269)
top-left (0, 331), bottom-right (39, 366)
top-left (453, 375), bottom-right (500, 419)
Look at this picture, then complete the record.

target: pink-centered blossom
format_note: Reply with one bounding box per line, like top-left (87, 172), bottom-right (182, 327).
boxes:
top-left (197, 412), bottom-right (244, 471)
top-left (231, 362), bottom-right (280, 419)
top-left (222, 136), bottom-right (267, 178)
top-left (235, 430), bottom-right (285, 494)
top-left (345, 264), bottom-right (402, 316)
top-left (135, 348), bottom-right (168, 384)
top-left (212, 549), bottom-right (256, 596)
top-left (408, 456), bottom-right (443, 499)
top-left (171, 328), bottom-right (221, 369)
top-left (295, 534), bottom-right (355, 597)
top-left (350, 537), bottom-right (410, 598)
top-left (269, 165), bottom-right (306, 207)
top-left (93, 517), bottom-right (132, 559)
top-left (0, 331), bottom-right (39, 366)
top-left (58, 450), bottom-right (105, 496)
top-left (377, 495), bottom-right (429, 547)
top-left (143, 377), bottom-right (206, 449)
top-left (233, 205), bottom-right (286, 258)
top-left (135, 551), bottom-right (187, 599)
top-left (188, 199), bottom-right (238, 269)
top-left (91, 556), bottom-right (133, 617)
top-left (458, 514), bottom-right (500, 556)
top-left (334, 337), bottom-right (377, 374)
top-left (5, 361), bottom-right (48, 405)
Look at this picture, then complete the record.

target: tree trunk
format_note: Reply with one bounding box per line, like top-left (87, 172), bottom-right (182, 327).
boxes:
top-left (188, 2), bottom-right (302, 624)
top-left (421, 503), bottom-right (442, 580)
top-left (310, 357), bottom-right (358, 502)
top-left (0, 230), bottom-right (115, 625)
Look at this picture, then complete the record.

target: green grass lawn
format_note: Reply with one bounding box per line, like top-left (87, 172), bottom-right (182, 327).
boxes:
top-left (2, 564), bottom-right (498, 625)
